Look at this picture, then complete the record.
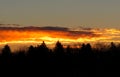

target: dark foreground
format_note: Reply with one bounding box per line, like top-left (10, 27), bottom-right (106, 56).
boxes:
top-left (0, 42), bottom-right (120, 76)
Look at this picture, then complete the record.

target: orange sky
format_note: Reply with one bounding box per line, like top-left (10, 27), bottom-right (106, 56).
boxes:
top-left (0, 26), bottom-right (120, 51)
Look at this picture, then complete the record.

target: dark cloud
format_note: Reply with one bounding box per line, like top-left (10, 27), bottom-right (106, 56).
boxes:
top-left (0, 26), bottom-right (91, 31)
top-left (0, 26), bottom-right (100, 38)
top-left (0, 26), bottom-right (68, 31)
top-left (0, 24), bottom-right (20, 27)
top-left (39, 26), bottom-right (69, 31)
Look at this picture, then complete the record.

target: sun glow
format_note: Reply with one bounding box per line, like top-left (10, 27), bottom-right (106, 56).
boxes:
top-left (0, 26), bottom-right (120, 52)
top-left (0, 27), bottom-right (120, 45)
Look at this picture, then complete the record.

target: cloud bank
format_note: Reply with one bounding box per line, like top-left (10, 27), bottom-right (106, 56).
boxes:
top-left (0, 26), bottom-right (120, 45)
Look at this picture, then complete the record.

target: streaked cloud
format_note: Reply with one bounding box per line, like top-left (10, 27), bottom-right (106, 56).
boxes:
top-left (0, 26), bottom-right (120, 45)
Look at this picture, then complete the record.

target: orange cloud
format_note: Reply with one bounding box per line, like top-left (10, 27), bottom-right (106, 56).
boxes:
top-left (0, 26), bottom-right (120, 45)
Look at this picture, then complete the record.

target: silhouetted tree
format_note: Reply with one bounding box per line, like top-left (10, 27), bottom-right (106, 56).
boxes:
top-left (39, 41), bottom-right (49, 59)
top-left (108, 42), bottom-right (118, 58)
top-left (66, 45), bottom-right (72, 55)
top-left (2, 45), bottom-right (11, 57)
top-left (28, 45), bottom-right (35, 56)
top-left (39, 41), bottom-right (49, 52)
top-left (110, 42), bottom-right (117, 51)
top-left (80, 43), bottom-right (93, 58)
top-left (86, 43), bottom-right (92, 51)
top-left (80, 43), bottom-right (86, 52)
top-left (54, 41), bottom-right (64, 56)
top-left (1, 45), bottom-right (12, 64)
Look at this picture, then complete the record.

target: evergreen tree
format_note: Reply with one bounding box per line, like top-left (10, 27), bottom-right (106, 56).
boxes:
top-left (2, 45), bottom-right (11, 57)
top-left (54, 41), bottom-right (64, 55)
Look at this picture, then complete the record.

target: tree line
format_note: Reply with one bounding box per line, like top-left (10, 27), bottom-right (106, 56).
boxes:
top-left (0, 41), bottom-right (120, 76)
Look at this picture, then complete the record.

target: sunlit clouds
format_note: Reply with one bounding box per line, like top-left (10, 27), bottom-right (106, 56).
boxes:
top-left (0, 26), bottom-right (120, 45)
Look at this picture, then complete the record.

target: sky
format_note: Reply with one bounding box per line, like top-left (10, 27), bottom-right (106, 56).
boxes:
top-left (0, 26), bottom-right (120, 52)
top-left (0, 0), bottom-right (120, 28)
top-left (0, 0), bottom-right (120, 51)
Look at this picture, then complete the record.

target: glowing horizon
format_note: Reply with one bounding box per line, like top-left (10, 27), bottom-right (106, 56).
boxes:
top-left (0, 26), bottom-right (120, 45)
